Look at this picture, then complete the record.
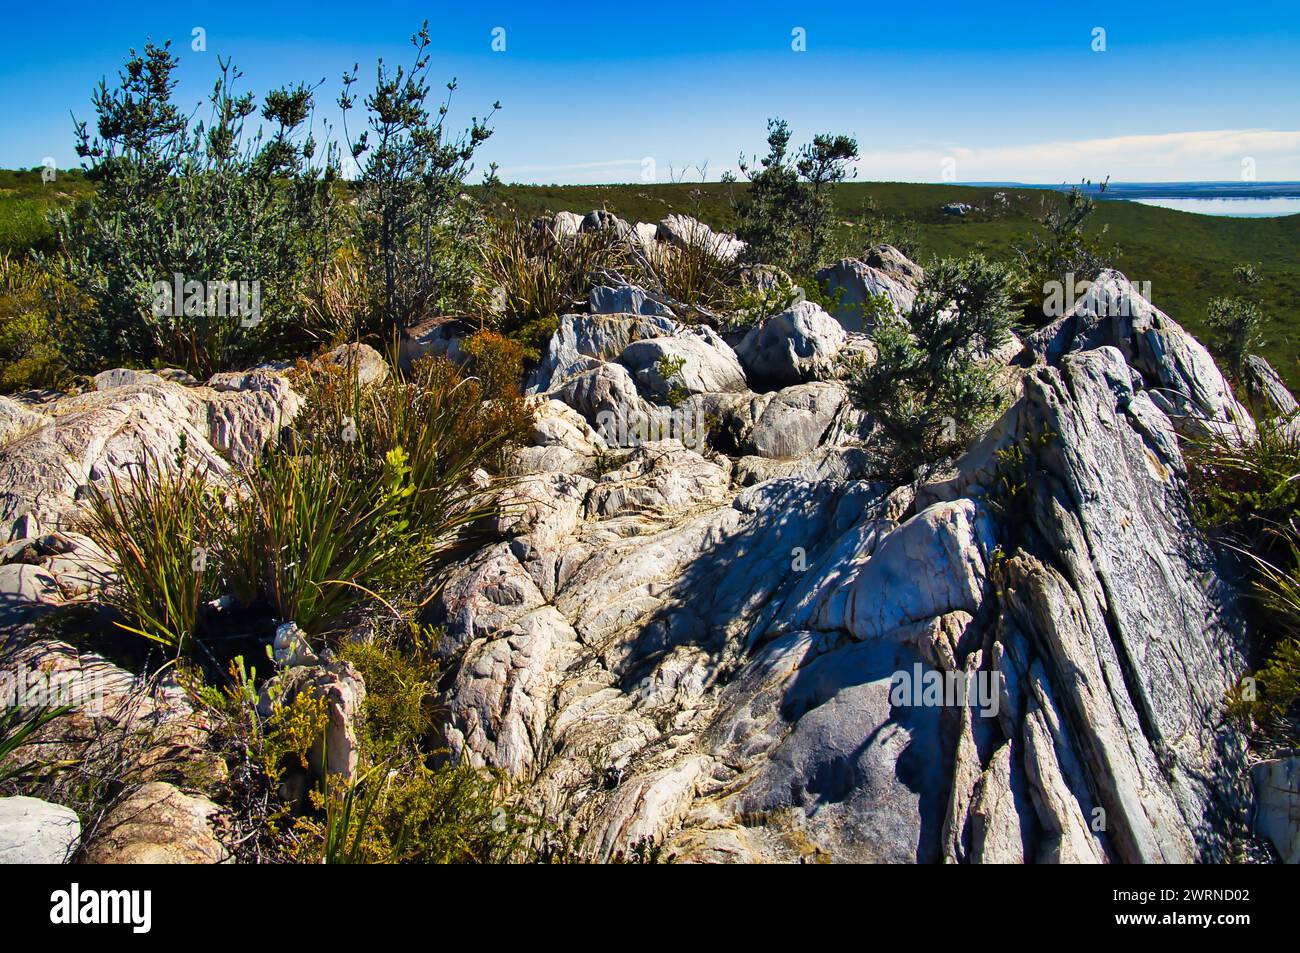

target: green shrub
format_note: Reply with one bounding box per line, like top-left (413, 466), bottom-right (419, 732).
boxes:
top-left (89, 355), bottom-right (525, 653)
top-left (337, 630), bottom-right (439, 761)
top-left (0, 252), bottom-right (77, 392)
top-left (735, 118), bottom-right (858, 274)
top-left (224, 442), bottom-right (422, 634)
top-left (340, 22), bottom-right (497, 336)
top-left (849, 254), bottom-right (1015, 470)
top-left (298, 242), bottom-right (375, 348)
top-left (636, 234), bottom-right (739, 313)
top-left (1206, 264), bottom-right (1266, 384)
top-left (297, 758), bottom-right (522, 864)
top-left (224, 358), bottom-right (519, 636)
top-left (56, 43), bottom-right (342, 378)
top-left (461, 329), bottom-right (526, 403)
top-left (1187, 418), bottom-right (1300, 564)
top-left (1188, 419), bottom-right (1300, 747)
top-left (1016, 184), bottom-right (1115, 327)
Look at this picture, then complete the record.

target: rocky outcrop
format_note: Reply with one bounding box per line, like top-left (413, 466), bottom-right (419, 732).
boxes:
top-left (1025, 271), bottom-right (1253, 439)
top-left (735, 300), bottom-right (847, 388)
top-left (82, 782), bottom-right (228, 864)
top-left (0, 235), bottom-right (1264, 864)
top-left (0, 795), bottom-right (80, 863)
top-left (0, 396), bottom-right (47, 446)
top-left (0, 362), bottom-right (303, 535)
top-left (426, 282), bottom-right (1253, 862)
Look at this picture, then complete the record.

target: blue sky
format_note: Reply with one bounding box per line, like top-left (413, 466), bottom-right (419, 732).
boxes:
top-left (2, 1), bottom-right (1298, 183)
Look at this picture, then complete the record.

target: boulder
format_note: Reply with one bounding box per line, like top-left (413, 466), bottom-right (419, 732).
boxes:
top-left (588, 284), bottom-right (675, 318)
top-left (0, 796), bottom-right (81, 863)
top-left (82, 782), bottom-right (227, 864)
top-left (617, 328), bottom-right (747, 400)
top-left (657, 214), bottom-right (745, 262)
top-left (93, 368), bottom-right (164, 391)
top-left (1243, 354), bottom-right (1298, 418)
top-left (512, 398), bottom-right (610, 475)
top-left (740, 382), bottom-right (851, 459)
top-left (397, 316), bottom-right (474, 372)
top-left (313, 342), bottom-right (389, 387)
top-left (552, 211), bottom-right (584, 239)
top-left (0, 369), bottom-right (302, 528)
top-left (204, 370), bottom-right (301, 468)
top-left (553, 361), bottom-right (671, 440)
top-left (817, 257), bottom-right (919, 331)
top-left (735, 300), bottom-right (847, 387)
top-left (528, 312), bottom-right (679, 394)
top-left (581, 209), bottom-right (632, 235)
top-left (0, 563), bottom-right (62, 624)
top-left (1251, 755), bottom-right (1300, 863)
top-left (863, 244), bottom-right (924, 285)
top-left (1025, 270), bottom-right (1253, 439)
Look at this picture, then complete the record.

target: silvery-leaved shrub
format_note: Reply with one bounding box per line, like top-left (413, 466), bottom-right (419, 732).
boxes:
top-left (56, 41), bottom-right (342, 377)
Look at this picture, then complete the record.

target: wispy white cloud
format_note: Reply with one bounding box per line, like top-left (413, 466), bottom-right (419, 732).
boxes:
top-left (494, 130), bottom-right (1300, 185)
top-left (854, 129), bottom-right (1300, 183)
top-left (495, 157), bottom-right (647, 179)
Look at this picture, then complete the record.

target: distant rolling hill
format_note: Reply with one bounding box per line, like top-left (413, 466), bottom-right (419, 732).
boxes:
top-left (4, 169), bottom-right (1297, 390)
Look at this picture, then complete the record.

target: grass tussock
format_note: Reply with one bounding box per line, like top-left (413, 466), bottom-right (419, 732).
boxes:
top-left (1188, 418), bottom-right (1300, 748)
top-left (476, 215), bottom-right (628, 357)
top-left (86, 354), bottom-right (528, 656)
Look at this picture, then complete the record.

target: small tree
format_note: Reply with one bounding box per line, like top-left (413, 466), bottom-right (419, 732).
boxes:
top-left (1207, 263), bottom-right (1266, 383)
top-left (340, 21), bottom-right (498, 338)
top-left (736, 119), bottom-right (858, 274)
top-left (849, 254), bottom-right (1015, 468)
top-left (796, 133), bottom-right (859, 267)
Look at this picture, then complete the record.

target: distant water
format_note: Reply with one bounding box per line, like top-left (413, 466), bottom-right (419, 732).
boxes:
top-left (1130, 197), bottom-right (1300, 218)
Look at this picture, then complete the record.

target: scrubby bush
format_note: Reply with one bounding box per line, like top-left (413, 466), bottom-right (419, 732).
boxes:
top-left (1206, 264), bottom-right (1266, 385)
top-left (849, 254), bottom-right (1015, 469)
top-left (0, 252), bottom-right (76, 391)
top-left (84, 451), bottom-right (226, 650)
top-left (1016, 183), bottom-right (1115, 327)
top-left (87, 354), bottom-right (527, 656)
top-left (856, 200), bottom-right (922, 262)
top-left (57, 43), bottom-right (343, 377)
top-left (735, 118), bottom-right (858, 274)
top-left (340, 22), bottom-right (497, 337)
top-left (227, 355), bottom-right (525, 635)
top-left (635, 237), bottom-right (739, 313)
top-left (1188, 419), bottom-right (1300, 749)
top-left (461, 329), bottom-right (526, 403)
top-left (191, 627), bottom-right (529, 864)
top-left (298, 242), bottom-right (373, 348)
